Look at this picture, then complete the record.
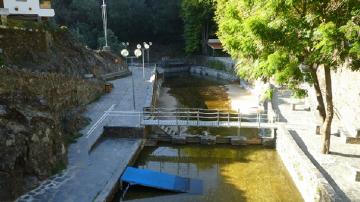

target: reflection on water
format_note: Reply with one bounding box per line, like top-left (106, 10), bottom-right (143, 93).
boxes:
top-left (159, 74), bottom-right (260, 138)
top-left (113, 75), bottom-right (303, 202)
top-left (121, 145), bottom-right (303, 202)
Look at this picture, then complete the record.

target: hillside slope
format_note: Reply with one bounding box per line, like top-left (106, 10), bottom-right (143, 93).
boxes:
top-left (0, 24), bottom-right (125, 77)
top-left (0, 23), bottom-right (126, 201)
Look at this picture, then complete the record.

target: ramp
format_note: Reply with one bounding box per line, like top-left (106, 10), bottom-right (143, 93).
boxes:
top-left (121, 167), bottom-right (203, 194)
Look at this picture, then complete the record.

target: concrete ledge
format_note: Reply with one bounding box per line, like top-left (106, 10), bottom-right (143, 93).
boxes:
top-left (276, 125), bottom-right (339, 202)
top-left (0, 8), bottom-right (9, 16)
top-left (96, 140), bottom-right (144, 202)
top-left (200, 136), bottom-right (216, 145)
top-left (157, 135), bottom-right (172, 143)
top-left (172, 136), bottom-right (186, 144)
top-left (103, 127), bottom-right (144, 139)
top-left (215, 136), bottom-right (231, 144)
top-left (145, 139), bottom-right (158, 146)
top-left (230, 136), bottom-right (247, 146)
top-left (190, 66), bottom-right (238, 82)
top-left (186, 136), bottom-right (201, 143)
top-left (246, 138), bottom-right (262, 145)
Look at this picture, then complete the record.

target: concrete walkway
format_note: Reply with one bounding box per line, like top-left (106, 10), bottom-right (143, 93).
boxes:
top-left (17, 66), bottom-right (155, 202)
top-left (274, 88), bottom-right (360, 201)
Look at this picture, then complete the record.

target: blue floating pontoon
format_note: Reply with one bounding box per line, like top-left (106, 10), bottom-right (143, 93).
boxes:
top-left (120, 167), bottom-right (203, 194)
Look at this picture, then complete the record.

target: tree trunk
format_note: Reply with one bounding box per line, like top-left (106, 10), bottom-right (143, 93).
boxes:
top-left (201, 22), bottom-right (209, 55)
top-left (321, 66), bottom-right (334, 154)
top-left (309, 67), bottom-right (326, 122)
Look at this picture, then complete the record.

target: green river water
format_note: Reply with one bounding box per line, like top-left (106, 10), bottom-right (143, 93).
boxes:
top-left (117, 74), bottom-right (303, 202)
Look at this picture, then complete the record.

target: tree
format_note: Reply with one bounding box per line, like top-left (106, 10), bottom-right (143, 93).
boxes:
top-left (53, 0), bottom-right (184, 49)
top-left (215, 0), bottom-right (360, 154)
top-left (181, 0), bottom-right (215, 55)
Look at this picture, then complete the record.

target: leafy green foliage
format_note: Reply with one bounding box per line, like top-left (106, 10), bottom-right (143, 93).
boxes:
top-left (53, 0), bottom-right (184, 50)
top-left (261, 88), bottom-right (274, 102)
top-left (181, 0), bottom-right (216, 54)
top-left (215, 0), bottom-right (360, 91)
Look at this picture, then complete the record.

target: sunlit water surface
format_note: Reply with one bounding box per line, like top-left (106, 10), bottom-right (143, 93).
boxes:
top-left (115, 74), bottom-right (303, 202)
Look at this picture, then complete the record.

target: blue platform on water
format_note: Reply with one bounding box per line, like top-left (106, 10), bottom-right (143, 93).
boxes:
top-left (121, 167), bottom-right (203, 194)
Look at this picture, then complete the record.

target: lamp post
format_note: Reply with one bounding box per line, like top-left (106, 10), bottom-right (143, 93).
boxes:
top-left (121, 48), bottom-right (136, 110)
top-left (136, 44), bottom-right (145, 80)
top-left (101, 0), bottom-right (110, 51)
top-left (136, 42), bottom-right (152, 79)
top-left (143, 42), bottom-right (152, 66)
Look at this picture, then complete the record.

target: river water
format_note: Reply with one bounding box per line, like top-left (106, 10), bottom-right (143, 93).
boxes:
top-left (116, 74), bottom-right (303, 202)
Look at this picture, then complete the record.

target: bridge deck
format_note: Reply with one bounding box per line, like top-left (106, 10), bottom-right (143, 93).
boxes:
top-left (142, 119), bottom-right (276, 128)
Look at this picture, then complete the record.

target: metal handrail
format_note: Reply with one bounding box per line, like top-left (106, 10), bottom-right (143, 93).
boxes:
top-left (104, 107), bottom-right (276, 128)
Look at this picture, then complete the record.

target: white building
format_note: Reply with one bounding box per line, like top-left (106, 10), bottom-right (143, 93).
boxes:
top-left (0, 0), bottom-right (54, 18)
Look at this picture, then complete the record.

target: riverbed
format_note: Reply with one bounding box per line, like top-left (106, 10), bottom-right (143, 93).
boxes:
top-left (115, 74), bottom-right (303, 202)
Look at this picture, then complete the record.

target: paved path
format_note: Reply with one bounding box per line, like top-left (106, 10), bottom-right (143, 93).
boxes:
top-left (274, 88), bottom-right (360, 201)
top-left (17, 66), bottom-right (155, 202)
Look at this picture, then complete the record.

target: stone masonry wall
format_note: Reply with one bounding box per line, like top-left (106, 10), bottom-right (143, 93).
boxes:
top-left (307, 67), bottom-right (360, 137)
top-left (276, 125), bottom-right (338, 202)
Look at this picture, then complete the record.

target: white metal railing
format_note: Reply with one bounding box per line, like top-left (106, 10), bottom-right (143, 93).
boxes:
top-left (106, 107), bottom-right (277, 129)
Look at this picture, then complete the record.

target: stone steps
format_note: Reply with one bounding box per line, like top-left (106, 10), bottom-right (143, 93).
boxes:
top-left (159, 125), bottom-right (177, 136)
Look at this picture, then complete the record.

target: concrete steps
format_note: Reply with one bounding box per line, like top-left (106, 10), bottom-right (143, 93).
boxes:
top-left (159, 125), bottom-right (178, 136)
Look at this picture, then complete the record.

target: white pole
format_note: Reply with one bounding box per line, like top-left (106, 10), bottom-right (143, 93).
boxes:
top-left (142, 48), bottom-right (145, 80)
top-left (147, 49), bottom-right (150, 66)
top-left (132, 73), bottom-right (136, 110)
top-left (101, 0), bottom-right (108, 48)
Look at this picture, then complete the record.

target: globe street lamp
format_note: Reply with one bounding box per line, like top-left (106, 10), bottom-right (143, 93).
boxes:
top-left (136, 44), bottom-right (146, 80)
top-left (121, 48), bottom-right (135, 109)
top-left (144, 42), bottom-right (152, 66)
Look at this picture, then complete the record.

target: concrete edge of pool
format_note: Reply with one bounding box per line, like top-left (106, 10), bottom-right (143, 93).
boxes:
top-left (96, 125), bottom-right (338, 202)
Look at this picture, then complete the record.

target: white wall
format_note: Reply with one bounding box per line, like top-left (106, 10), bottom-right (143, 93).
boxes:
top-left (3, 0), bottom-right (54, 17)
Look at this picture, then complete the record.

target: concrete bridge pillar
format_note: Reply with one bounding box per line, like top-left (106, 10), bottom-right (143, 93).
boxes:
top-left (144, 126), bottom-right (152, 138)
top-left (0, 8), bottom-right (9, 25)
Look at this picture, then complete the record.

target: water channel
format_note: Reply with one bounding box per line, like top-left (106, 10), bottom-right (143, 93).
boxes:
top-left (115, 73), bottom-right (303, 202)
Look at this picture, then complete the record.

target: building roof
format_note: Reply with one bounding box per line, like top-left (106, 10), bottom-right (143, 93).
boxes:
top-left (207, 39), bottom-right (223, 50)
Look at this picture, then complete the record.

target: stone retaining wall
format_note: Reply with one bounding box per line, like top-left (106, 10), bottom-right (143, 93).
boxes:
top-left (276, 125), bottom-right (338, 202)
top-left (190, 66), bottom-right (239, 82)
top-left (306, 67), bottom-right (360, 138)
top-left (103, 127), bottom-right (144, 138)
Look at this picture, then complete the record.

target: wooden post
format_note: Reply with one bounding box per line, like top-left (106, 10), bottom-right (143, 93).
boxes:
top-left (217, 110), bottom-right (220, 126)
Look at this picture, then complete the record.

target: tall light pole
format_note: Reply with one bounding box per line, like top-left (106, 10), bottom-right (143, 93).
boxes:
top-left (137, 44), bottom-right (145, 80)
top-left (121, 49), bottom-right (136, 110)
top-left (101, 0), bottom-right (110, 51)
top-left (146, 42), bottom-right (152, 66)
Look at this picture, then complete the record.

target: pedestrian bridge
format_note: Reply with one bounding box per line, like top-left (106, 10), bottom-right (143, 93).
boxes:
top-left (106, 107), bottom-right (278, 129)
